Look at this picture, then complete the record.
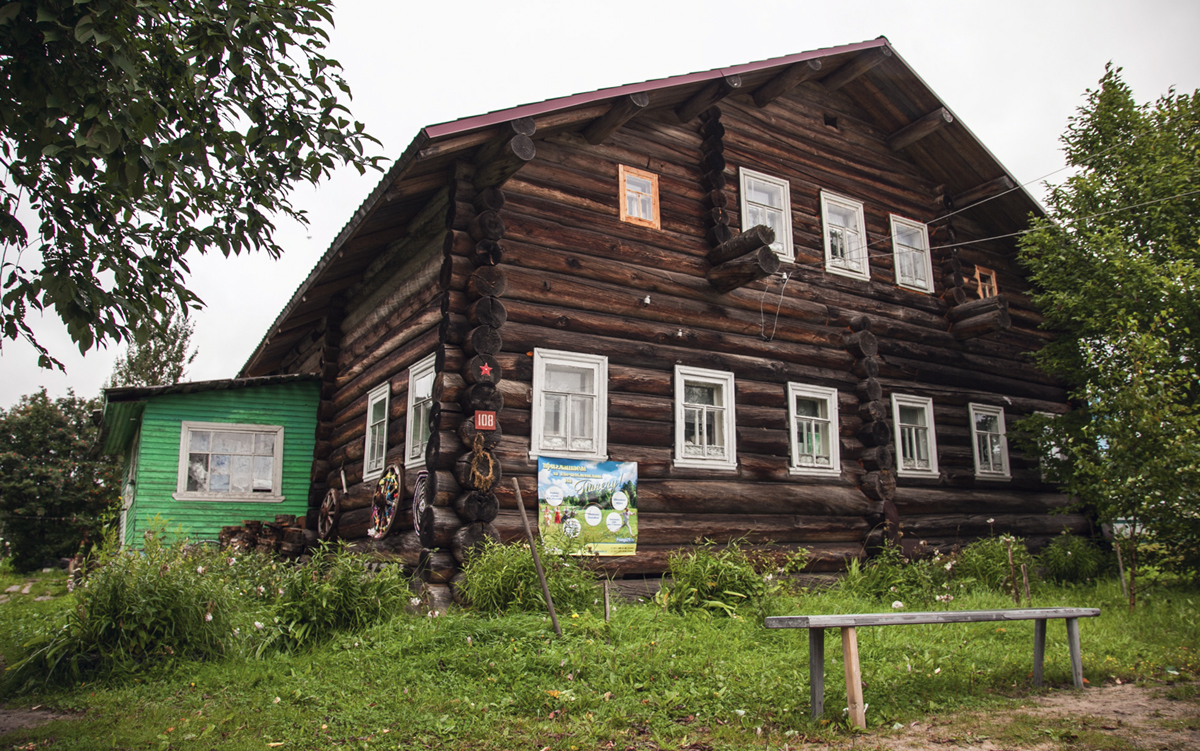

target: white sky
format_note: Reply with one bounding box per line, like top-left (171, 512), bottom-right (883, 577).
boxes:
top-left (2, 0), bottom-right (1197, 407)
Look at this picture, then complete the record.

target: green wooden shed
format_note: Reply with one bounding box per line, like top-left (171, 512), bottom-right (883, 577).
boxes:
top-left (99, 374), bottom-right (320, 546)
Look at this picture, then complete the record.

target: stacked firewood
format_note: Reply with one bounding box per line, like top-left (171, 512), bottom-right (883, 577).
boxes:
top-left (217, 515), bottom-right (314, 559)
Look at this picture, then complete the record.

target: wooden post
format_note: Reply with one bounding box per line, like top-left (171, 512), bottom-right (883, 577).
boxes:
top-left (1115, 542), bottom-right (1128, 599)
top-left (1021, 563), bottom-right (1032, 605)
top-left (841, 627), bottom-right (866, 729)
top-left (1066, 618), bottom-right (1084, 689)
top-left (603, 579), bottom-right (611, 622)
top-left (1032, 619), bottom-right (1047, 687)
top-left (511, 478), bottom-right (561, 637)
top-left (808, 629), bottom-right (825, 720)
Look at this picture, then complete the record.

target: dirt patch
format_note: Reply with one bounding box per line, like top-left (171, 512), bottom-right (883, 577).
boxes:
top-left (0, 707), bottom-right (74, 737)
top-left (832, 683), bottom-right (1200, 750)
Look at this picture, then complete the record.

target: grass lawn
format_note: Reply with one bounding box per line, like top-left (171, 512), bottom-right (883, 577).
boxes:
top-left (0, 565), bottom-right (1197, 750)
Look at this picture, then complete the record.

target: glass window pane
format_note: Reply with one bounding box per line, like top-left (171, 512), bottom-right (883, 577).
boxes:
top-left (685, 383), bottom-right (716, 406)
top-left (209, 454), bottom-right (230, 492)
top-left (546, 364), bottom-right (593, 394)
top-left (187, 454), bottom-right (208, 492)
top-left (897, 225), bottom-right (923, 249)
top-left (829, 227), bottom-right (846, 259)
top-left (899, 406), bottom-right (926, 427)
top-left (371, 398), bottom-right (387, 424)
top-left (253, 456), bottom-right (274, 492)
top-left (544, 394), bottom-right (565, 437)
top-left (569, 395), bottom-right (594, 446)
top-left (684, 407), bottom-right (701, 447)
top-left (414, 371), bottom-right (435, 400)
top-left (747, 178), bottom-right (783, 208)
top-left (626, 175), bottom-right (652, 194)
top-left (639, 194), bottom-right (654, 219)
top-left (254, 433), bottom-right (274, 456)
top-left (189, 430), bottom-right (210, 452)
top-left (828, 203), bottom-right (856, 230)
top-left (976, 412), bottom-right (998, 433)
top-left (230, 455), bottom-right (253, 492)
top-left (706, 408), bottom-right (724, 453)
top-left (213, 431), bottom-right (252, 454)
top-left (795, 398), bottom-right (821, 418)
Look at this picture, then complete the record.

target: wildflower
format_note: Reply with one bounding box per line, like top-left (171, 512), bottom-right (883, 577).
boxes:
top-left (944, 561), bottom-right (954, 571)
top-left (205, 612), bottom-right (213, 622)
top-left (254, 621), bottom-right (264, 630)
top-left (278, 588), bottom-right (284, 595)
top-left (257, 585), bottom-right (265, 595)
top-left (428, 610), bottom-right (440, 618)
top-left (196, 566), bottom-right (205, 574)
top-left (987, 518), bottom-right (995, 524)
top-left (410, 597), bottom-right (421, 607)
top-left (764, 573), bottom-right (774, 582)
top-left (227, 557), bottom-right (236, 566)
top-left (934, 668), bottom-right (941, 674)
top-left (467, 637), bottom-right (472, 645)
top-left (233, 628), bottom-right (240, 636)
top-left (889, 586), bottom-right (897, 592)
top-left (273, 697), bottom-right (281, 704)
top-left (892, 601), bottom-right (904, 610)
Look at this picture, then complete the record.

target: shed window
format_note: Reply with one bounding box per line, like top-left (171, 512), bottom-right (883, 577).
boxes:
top-left (674, 365), bottom-right (737, 470)
top-left (364, 383), bottom-right (389, 481)
top-left (405, 354), bottom-right (436, 468)
top-left (531, 349), bottom-right (608, 461)
top-left (175, 422), bottom-right (284, 503)
top-left (822, 191), bottom-right (869, 280)
top-left (969, 403), bottom-right (1011, 479)
top-left (788, 384), bottom-right (840, 475)
top-left (975, 266), bottom-right (998, 298)
top-left (739, 168), bottom-right (793, 261)
top-left (891, 394), bottom-right (938, 477)
top-left (618, 165), bottom-right (660, 230)
top-left (890, 215), bottom-right (933, 292)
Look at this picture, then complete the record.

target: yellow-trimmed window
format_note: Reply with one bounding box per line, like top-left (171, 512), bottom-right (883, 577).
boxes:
top-left (618, 165), bottom-right (660, 229)
top-left (975, 266), bottom-right (999, 298)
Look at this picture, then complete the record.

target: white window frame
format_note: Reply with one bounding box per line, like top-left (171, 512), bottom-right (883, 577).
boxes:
top-left (174, 421), bottom-right (285, 503)
top-left (674, 365), bottom-right (737, 471)
top-left (787, 383), bottom-right (841, 476)
top-left (969, 403), bottom-right (1011, 480)
top-left (891, 394), bottom-right (938, 478)
top-left (364, 382), bottom-right (390, 482)
top-left (821, 190), bottom-right (869, 280)
top-left (889, 214), bottom-right (934, 292)
top-left (739, 167), bottom-right (793, 262)
top-left (405, 354), bottom-right (437, 469)
top-left (530, 349), bottom-right (608, 461)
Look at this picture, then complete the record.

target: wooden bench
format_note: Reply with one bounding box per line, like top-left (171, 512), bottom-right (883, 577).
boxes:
top-left (764, 607), bottom-right (1101, 728)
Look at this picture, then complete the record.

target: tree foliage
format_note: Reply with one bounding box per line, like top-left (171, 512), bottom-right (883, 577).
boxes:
top-left (0, 0), bottom-right (380, 368)
top-left (108, 307), bottom-right (197, 388)
top-left (1019, 66), bottom-right (1200, 588)
top-left (0, 389), bottom-right (119, 571)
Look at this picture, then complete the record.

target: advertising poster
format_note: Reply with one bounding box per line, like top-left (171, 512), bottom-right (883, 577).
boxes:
top-left (537, 457), bottom-right (637, 556)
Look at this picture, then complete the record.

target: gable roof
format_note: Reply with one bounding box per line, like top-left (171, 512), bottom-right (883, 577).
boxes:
top-left (241, 37), bottom-right (1042, 377)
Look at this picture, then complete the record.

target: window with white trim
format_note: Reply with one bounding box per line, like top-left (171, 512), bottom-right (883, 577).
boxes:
top-left (405, 354), bottom-right (436, 468)
top-left (531, 349), bottom-right (608, 461)
top-left (788, 383), bottom-right (840, 475)
top-left (674, 365), bottom-right (737, 470)
top-left (969, 403), bottom-right (1011, 479)
top-left (739, 167), bottom-right (793, 261)
top-left (891, 394), bottom-right (938, 477)
top-left (889, 214), bottom-right (934, 292)
top-left (364, 383), bottom-right (390, 481)
top-left (175, 422), bottom-right (285, 502)
top-left (821, 191), bottom-right (869, 280)
top-left (618, 165), bottom-right (660, 230)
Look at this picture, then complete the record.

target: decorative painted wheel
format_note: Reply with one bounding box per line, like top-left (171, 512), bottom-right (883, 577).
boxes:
top-left (369, 464), bottom-right (405, 540)
top-left (413, 470), bottom-right (432, 548)
top-left (318, 487), bottom-right (341, 542)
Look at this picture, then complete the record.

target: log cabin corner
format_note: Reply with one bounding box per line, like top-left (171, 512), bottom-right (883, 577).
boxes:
top-left (239, 38), bottom-right (1088, 601)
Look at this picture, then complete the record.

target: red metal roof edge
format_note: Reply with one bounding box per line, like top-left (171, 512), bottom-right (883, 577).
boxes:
top-left (424, 38), bottom-right (890, 139)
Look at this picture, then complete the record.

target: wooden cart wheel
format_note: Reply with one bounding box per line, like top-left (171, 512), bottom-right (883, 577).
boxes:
top-left (369, 464), bottom-right (405, 540)
top-left (413, 470), bottom-right (434, 548)
top-left (318, 487), bottom-right (341, 542)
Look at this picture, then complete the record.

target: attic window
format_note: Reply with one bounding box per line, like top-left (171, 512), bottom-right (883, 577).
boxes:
top-left (975, 266), bottom-right (999, 298)
top-left (823, 114), bottom-right (838, 128)
top-left (618, 165), bottom-right (660, 230)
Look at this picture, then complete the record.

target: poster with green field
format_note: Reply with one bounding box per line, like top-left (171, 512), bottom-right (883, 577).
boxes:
top-left (537, 457), bottom-right (637, 556)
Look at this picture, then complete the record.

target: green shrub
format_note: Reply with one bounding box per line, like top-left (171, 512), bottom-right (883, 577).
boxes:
top-left (459, 538), bottom-right (599, 615)
top-left (267, 543), bottom-right (410, 651)
top-left (661, 542), bottom-right (790, 616)
top-left (839, 542), bottom-right (954, 604)
top-left (955, 535), bottom-right (1035, 592)
top-left (1039, 531), bottom-right (1106, 583)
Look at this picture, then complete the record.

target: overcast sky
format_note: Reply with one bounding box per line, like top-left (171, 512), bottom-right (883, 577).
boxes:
top-left (2, 0), bottom-right (1197, 407)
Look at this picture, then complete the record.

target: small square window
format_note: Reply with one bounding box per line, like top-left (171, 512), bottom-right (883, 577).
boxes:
top-left (975, 266), bottom-right (998, 298)
top-left (739, 168), bottom-right (793, 261)
top-left (674, 365), bottom-right (737, 470)
top-left (821, 191), bottom-right (869, 280)
top-left (364, 383), bottom-right (390, 481)
top-left (175, 421), bottom-right (285, 502)
top-left (969, 403), bottom-right (1011, 479)
top-left (531, 349), bottom-right (608, 461)
top-left (891, 394), bottom-right (938, 477)
top-left (405, 354), bottom-right (436, 469)
top-left (889, 215), bottom-right (934, 292)
top-left (618, 165), bottom-right (660, 230)
top-left (788, 384), bottom-right (840, 476)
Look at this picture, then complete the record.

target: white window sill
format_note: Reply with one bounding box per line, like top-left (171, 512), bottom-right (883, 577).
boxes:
top-left (974, 472), bottom-right (1012, 481)
top-left (895, 468), bottom-right (938, 479)
top-left (404, 457), bottom-right (426, 471)
top-left (673, 457), bottom-right (737, 472)
top-left (789, 465), bottom-right (842, 478)
top-left (896, 281), bottom-right (933, 294)
top-left (363, 469), bottom-right (385, 484)
top-left (826, 264), bottom-right (870, 281)
top-left (529, 449), bottom-right (608, 463)
top-left (173, 493), bottom-right (286, 504)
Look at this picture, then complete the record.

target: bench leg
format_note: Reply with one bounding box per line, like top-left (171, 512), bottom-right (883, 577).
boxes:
top-left (1066, 617), bottom-right (1084, 688)
top-left (808, 628), bottom-right (825, 720)
top-left (1032, 619), bottom-right (1046, 687)
top-left (841, 626), bottom-right (866, 729)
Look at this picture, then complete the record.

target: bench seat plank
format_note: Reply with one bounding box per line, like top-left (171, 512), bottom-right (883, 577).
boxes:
top-left (765, 607), bottom-right (1100, 630)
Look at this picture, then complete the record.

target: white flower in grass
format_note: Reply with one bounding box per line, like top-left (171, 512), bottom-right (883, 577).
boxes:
top-left (196, 566), bottom-right (205, 574)
top-left (254, 621), bottom-right (264, 630)
top-left (256, 586), bottom-right (265, 595)
top-left (987, 518), bottom-right (995, 524)
top-left (892, 601), bottom-right (904, 610)
top-left (205, 612), bottom-right (213, 622)
top-left (233, 628), bottom-right (240, 636)
top-left (944, 561), bottom-right (954, 571)
top-left (227, 557), bottom-right (237, 566)
top-left (409, 597), bottom-right (421, 607)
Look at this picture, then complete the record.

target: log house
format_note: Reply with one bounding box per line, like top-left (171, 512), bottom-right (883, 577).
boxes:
top-left (240, 39), bottom-right (1085, 598)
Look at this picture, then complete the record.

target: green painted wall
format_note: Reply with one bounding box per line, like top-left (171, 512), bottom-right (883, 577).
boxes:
top-left (123, 380), bottom-right (319, 545)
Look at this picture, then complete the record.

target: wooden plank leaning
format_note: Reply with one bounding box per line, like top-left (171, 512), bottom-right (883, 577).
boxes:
top-left (765, 607), bottom-right (1100, 729)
